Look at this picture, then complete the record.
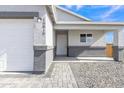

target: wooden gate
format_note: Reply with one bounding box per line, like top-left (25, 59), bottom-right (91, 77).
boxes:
top-left (106, 44), bottom-right (113, 57)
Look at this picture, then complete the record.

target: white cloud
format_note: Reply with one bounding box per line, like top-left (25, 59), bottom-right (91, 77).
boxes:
top-left (65, 5), bottom-right (73, 9)
top-left (65, 5), bottom-right (84, 10)
top-left (88, 5), bottom-right (123, 21)
top-left (76, 5), bottom-right (84, 10)
top-left (90, 5), bottom-right (111, 8)
top-left (101, 5), bottom-right (122, 19)
top-left (64, 5), bottom-right (123, 21)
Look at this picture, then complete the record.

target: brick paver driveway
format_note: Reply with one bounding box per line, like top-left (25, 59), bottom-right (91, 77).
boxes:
top-left (0, 63), bottom-right (77, 88)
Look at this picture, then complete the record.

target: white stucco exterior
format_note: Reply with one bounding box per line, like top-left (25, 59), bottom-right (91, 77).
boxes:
top-left (118, 29), bottom-right (124, 47)
top-left (68, 30), bottom-right (106, 47)
top-left (45, 10), bottom-right (54, 72)
top-left (45, 10), bottom-right (54, 46)
top-left (113, 29), bottom-right (124, 47)
top-left (0, 5), bottom-right (124, 72)
top-left (0, 5), bottom-right (46, 16)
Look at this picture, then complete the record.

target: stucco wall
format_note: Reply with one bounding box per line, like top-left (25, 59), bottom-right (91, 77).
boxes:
top-left (0, 5), bottom-right (54, 73)
top-left (0, 5), bottom-right (47, 46)
top-left (44, 8), bottom-right (54, 73)
top-left (118, 29), bottom-right (124, 47)
top-left (68, 30), bottom-right (106, 47)
top-left (45, 10), bottom-right (54, 46)
top-left (117, 29), bottom-right (124, 62)
top-left (33, 19), bottom-right (46, 46)
top-left (68, 30), bottom-right (107, 57)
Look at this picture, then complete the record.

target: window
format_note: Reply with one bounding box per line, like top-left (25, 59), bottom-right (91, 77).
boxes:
top-left (80, 34), bottom-right (93, 43)
top-left (87, 34), bottom-right (92, 42)
top-left (87, 34), bottom-right (92, 37)
top-left (80, 34), bottom-right (86, 42)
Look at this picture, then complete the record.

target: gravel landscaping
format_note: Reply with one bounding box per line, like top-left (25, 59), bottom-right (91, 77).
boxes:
top-left (69, 62), bottom-right (124, 88)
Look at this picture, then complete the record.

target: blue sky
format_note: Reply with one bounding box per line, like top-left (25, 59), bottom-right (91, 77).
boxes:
top-left (60, 5), bottom-right (124, 43)
top-left (60, 5), bottom-right (124, 22)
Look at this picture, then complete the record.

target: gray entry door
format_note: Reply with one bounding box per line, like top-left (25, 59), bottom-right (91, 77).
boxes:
top-left (56, 33), bottom-right (67, 56)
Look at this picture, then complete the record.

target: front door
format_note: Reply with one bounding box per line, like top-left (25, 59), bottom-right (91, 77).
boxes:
top-left (56, 33), bottom-right (67, 56)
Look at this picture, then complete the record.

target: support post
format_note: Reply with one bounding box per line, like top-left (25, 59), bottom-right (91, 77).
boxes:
top-left (113, 29), bottom-right (124, 62)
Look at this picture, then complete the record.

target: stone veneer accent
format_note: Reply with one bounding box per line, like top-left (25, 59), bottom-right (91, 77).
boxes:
top-left (0, 12), bottom-right (39, 18)
top-left (68, 46), bottom-right (106, 57)
top-left (33, 46), bottom-right (46, 74)
top-left (33, 46), bottom-right (54, 74)
top-left (113, 46), bottom-right (124, 62)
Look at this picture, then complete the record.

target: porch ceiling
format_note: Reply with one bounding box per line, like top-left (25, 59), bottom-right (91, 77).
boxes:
top-left (54, 22), bottom-right (124, 31)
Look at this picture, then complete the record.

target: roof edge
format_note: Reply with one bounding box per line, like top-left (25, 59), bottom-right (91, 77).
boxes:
top-left (56, 21), bottom-right (124, 26)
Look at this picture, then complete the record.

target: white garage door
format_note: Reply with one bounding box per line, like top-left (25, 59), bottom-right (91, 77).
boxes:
top-left (0, 19), bottom-right (33, 71)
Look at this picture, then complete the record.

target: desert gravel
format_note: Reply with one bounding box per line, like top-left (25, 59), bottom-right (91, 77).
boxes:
top-left (69, 62), bottom-right (124, 88)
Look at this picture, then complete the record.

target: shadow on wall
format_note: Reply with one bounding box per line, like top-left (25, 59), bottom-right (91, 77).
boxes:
top-left (0, 49), bottom-right (7, 71)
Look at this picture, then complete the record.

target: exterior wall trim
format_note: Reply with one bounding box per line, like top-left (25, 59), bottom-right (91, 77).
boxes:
top-left (54, 24), bottom-right (123, 30)
top-left (0, 12), bottom-right (39, 18)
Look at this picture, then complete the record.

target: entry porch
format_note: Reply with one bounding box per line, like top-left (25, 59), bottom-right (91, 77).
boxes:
top-left (53, 22), bottom-right (124, 62)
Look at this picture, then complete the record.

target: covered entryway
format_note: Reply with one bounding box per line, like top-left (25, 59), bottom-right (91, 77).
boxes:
top-left (0, 19), bottom-right (33, 71)
top-left (54, 22), bottom-right (124, 62)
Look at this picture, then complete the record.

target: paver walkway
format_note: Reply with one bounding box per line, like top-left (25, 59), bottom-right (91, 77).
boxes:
top-left (0, 63), bottom-right (78, 88)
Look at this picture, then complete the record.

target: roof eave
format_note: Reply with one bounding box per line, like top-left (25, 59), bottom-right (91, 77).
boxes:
top-left (55, 21), bottom-right (124, 26)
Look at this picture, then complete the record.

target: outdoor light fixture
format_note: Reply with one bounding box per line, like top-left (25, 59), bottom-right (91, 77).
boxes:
top-left (37, 17), bottom-right (42, 23)
top-left (34, 17), bottom-right (45, 35)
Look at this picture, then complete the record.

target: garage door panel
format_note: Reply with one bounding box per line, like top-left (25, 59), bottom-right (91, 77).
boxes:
top-left (0, 19), bottom-right (33, 71)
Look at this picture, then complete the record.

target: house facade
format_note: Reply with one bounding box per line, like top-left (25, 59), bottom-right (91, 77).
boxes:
top-left (0, 5), bottom-right (124, 73)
